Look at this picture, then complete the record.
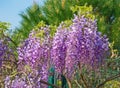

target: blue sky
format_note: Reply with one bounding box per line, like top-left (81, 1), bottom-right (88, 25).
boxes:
top-left (0, 0), bottom-right (43, 29)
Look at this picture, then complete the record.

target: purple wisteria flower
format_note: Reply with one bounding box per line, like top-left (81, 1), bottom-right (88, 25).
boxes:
top-left (17, 33), bottom-right (43, 68)
top-left (11, 76), bottom-right (27, 88)
top-left (17, 14), bottom-right (109, 82)
top-left (51, 26), bottom-right (68, 74)
top-left (51, 15), bottom-right (109, 77)
top-left (4, 75), bottom-right (41, 88)
top-left (0, 40), bottom-right (8, 67)
top-left (17, 26), bottom-right (51, 87)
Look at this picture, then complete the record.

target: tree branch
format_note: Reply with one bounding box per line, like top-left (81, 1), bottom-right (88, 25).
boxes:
top-left (96, 73), bottom-right (120, 88)
top-left (80, 74), bottom-right (89, 88)
top-left (5, 36), bottom-right (17, 47)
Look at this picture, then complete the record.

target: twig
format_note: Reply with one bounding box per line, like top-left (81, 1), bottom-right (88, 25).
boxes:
top-left (78, 62), bottom-right (90, 88)
top-left (96, 73), bottom-right (120, 88)
top-left (5, 36), bottom-right (17, 47)
top-left (74, 80), bottom-right (82, 88)
top-left (80, 74), bottom-right (89, 88)
top-left (2, 33), bottom-right (17, 47)
top-left (0, 59), bottom-right (17, 67)
top-left (65, 76), bottom-right (72, 88)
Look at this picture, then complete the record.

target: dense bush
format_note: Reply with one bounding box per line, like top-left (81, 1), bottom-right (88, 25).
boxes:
top-left (2, 12), bottom-right (112, 88)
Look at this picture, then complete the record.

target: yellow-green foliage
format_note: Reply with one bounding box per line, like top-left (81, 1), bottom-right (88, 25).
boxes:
top-left (49, 25), bottom-right (57, 37)
top-left (63, 20), bottom-right (72, 28)
top-left (0, 22), bottom-right (10, 36)
top-left (71, 4), bottom-right (95, 20)
top-left (33, 5), bottom-right (96, 39)
top-left (0, 22), bottom-right (10, 30)
top-left (33, 21), bottom-right (57, 38)
top-left (34, 21), bottom-right (46, 30)
top-left (57, 80), bottom-right (62, 86)
top-left (104, 80), bottom-right (120, 88)
top-left (33, 21), bottom-right (46, 38)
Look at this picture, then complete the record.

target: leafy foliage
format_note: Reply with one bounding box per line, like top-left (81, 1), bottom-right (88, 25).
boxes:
top-left (11, 0), bottom-right (120, 53)
top-left (12, 3), bottom-right (47, 46)
top-left (12, 0), bottom-right (80, 46)
top-left (104, 80), bottom-right (120, 88)
top-left (42, 0), bottom-right (80, 25)
top-left (79, 0), bottom-right (120, 53)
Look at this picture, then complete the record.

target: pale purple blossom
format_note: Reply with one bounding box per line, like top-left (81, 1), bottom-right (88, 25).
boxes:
top-left (51, 15), bottom-right (109, 77)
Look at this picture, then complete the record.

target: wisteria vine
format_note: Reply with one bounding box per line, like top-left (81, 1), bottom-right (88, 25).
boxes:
top-left (4, 14), bottom-right (110, 88)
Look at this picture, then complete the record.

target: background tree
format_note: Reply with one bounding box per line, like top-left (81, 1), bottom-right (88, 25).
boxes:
top-left (12, 0), bottom-right (120, 53)
top-left (79, 0), bottom-right (120, 53)
top-left (42, 0), bottom-right (80, 25)
top-left (11, 0), bottom-right (80, 46)
top-left (12, 3), bottom-right (47, 46)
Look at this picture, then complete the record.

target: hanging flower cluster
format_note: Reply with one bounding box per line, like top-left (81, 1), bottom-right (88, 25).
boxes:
top-left (17, 14), bottom-right (109, 86)
top-left (4, 75), bottom-right (41, 88)
top-left (51, 26), bottom-right (68, 73)
top-left (17, 34), bottom-right (42, 68)
top-left (0, 39), bottom-right (10, 67)
top-left (0, 40), bottom-right (5, 67)
top-left (51, 15), bottom-right (109, 77)
top-left (17, 26), bottom-right (51, 88)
